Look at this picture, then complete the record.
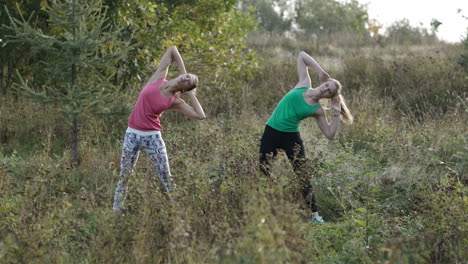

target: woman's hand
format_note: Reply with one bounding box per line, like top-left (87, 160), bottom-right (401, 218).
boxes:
top-left (319, 70), bottom-right (330, 83)
top-left (181, 88), bottom-right (196, 95)
top-left (296, 51), bottom-right (328, 88)
top-left (172, 91), bottom-right (206, 120)
top-left (146, 46), bottom-right (186, 85)
top-left (331, 96), bottom-right (341, 116)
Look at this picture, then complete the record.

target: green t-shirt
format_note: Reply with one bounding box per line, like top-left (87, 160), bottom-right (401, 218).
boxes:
top-left (266, 87), bottom-right (321, 132)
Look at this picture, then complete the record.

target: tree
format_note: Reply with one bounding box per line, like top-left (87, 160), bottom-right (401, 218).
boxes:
top-left (430, 18), bottom-right (442, 35)
top-left (458, 29), bottom-right (468, 71)
top-left (385, 19), bottom-right (434, 45)
top-left (6, 0), bottom-right (129, 166)
top-left (295, 0), bottom-right (368, 36)
top-left (0, 0), bottom-right (49, 95)
top-left (456, 10), bottom-right (467, 71)
top-left (368, 19), bottom-right (383, 42)
top-left (242, 0), bottom-right (292, 34)
top-left (104, 0), bottom-right (260, 92)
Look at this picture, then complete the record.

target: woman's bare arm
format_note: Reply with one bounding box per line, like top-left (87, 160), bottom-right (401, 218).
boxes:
top-left (295, 51), bottom-right (330, 88)
top-left (172, 91), bottom-right (206, 120)
top-left (313, 107), bottom-right (341, 140)
top-left (146, 46), bottom-right (187, 84)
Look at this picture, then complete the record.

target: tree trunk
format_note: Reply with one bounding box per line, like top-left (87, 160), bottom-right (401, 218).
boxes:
top-left (0, 65), bottom-right (3, 95)
top-left (71, 0), bottom-right (79, 167)
top-left (6, 60), bottom-right (13, 95)
top-left (72, 117), bottom-right (80, 167)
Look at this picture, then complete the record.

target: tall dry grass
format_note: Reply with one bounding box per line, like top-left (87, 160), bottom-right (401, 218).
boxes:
top-left (0, 37), bottom-right (466, 263)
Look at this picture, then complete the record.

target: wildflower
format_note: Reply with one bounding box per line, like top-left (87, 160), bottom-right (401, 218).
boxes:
top-left (326, 172), bottom-right (333, 177)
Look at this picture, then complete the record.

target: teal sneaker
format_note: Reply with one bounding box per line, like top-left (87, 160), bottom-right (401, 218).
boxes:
top-left (312, 215), bottom-right (325, 223)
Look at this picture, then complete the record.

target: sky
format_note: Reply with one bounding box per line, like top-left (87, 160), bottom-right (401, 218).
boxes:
top-left (355, 0), bottom-right (468, 42)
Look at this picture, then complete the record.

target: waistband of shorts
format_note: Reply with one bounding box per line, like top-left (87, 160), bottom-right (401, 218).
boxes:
top-left (265, 124), bottom-right (300, 135)
top-left (126, 127), bottom-right (161, 136)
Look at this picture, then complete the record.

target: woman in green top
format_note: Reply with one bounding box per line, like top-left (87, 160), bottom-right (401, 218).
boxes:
top-left (259, 51), bottom-right (353, 223)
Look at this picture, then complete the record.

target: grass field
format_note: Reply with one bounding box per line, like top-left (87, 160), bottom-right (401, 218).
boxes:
top-left (0, 35), bottom-right (467, 263)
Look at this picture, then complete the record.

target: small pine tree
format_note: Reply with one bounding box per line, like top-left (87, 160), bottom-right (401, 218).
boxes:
top-left (6, 0), bottom-right (130, 166)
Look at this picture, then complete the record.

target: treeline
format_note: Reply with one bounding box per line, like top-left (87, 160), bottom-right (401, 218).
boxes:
top-left (0, 0), bottom-right (466, 164)
top-left (1, 0), bottom-right (259, 165)
top-left (0, 0), bottom-right (259, 95)
top-left (241, 0), bottom-right (450, 44)
top-left (2, 0), bottom-right (466, 94)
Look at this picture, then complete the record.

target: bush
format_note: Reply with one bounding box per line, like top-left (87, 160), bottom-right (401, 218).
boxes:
top-left (339, 51), bottom-right (466, 119)
top-left (457, 29), bottom-right (468, 71)
top-left (385, 19), bottom-right (437, 45)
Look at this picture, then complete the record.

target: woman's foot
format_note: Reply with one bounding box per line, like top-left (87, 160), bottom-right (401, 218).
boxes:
top-left (312, 215), bottom-right (325, 223)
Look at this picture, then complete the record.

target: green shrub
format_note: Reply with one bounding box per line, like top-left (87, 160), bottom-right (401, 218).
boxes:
top-left (340, 52), bottom-right (466, 119)
top-left (457, 29), bottom-right (468, 71)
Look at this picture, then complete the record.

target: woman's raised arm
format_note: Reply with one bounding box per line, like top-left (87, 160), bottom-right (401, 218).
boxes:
top-left (295, 51), bottom-right (330, 88)
top-left (147, 46), bottom-right (187, 84)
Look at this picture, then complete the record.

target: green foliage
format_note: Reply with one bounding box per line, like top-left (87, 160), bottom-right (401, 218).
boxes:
top-left (430, 18), bottom-right (442, 34)
top-left (295, 0), bottom-right (369, 36)
top-left (242, 0), bottom-right (292, 34)
top-left (0, 0), bottom-right (49, 94)
top-left (105, 0), bottom-right (260, 91)
top-left (410, 172), bottom-right (467, 263)
top-left (5, 0), bottom-right (131, 164)
top-left (339, 51), bottom-right (466, 119)
top-left (458, 29), bottom-right (468, 71)
top-left (6, 0), bottom-right (129, 116)
top-left (385, 19), bottom-right (436, 45)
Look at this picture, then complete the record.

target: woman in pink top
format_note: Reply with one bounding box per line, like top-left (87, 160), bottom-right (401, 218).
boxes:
top-left (113, 46), bottom-right (206, 212)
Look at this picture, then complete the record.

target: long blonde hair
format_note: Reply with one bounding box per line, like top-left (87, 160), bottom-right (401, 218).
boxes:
top-left (330, 79), bottom-right (354, 125)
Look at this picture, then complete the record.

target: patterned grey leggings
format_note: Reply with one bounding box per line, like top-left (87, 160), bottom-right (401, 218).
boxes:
top-left (112, 128), bottom-right (173, 212)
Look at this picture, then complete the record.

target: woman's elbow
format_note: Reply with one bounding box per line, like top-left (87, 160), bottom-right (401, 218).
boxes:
top-left (168, 46), bottom-right (178, 53)
top-left (325, 131), bottom-right (337, 140)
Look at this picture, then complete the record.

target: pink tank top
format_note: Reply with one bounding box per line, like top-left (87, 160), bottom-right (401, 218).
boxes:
top-left (128, 78), bottom-right (177, 131)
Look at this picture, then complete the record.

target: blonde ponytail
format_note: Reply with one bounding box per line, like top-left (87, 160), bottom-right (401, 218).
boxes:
top-left (329, 78), bottom-right (353, 125)
top-left (338, 94), bottom-right (353, 124)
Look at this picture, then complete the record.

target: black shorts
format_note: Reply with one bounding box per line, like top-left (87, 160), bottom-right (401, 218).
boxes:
top-left (259, 125), bottom-right (305, 162)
